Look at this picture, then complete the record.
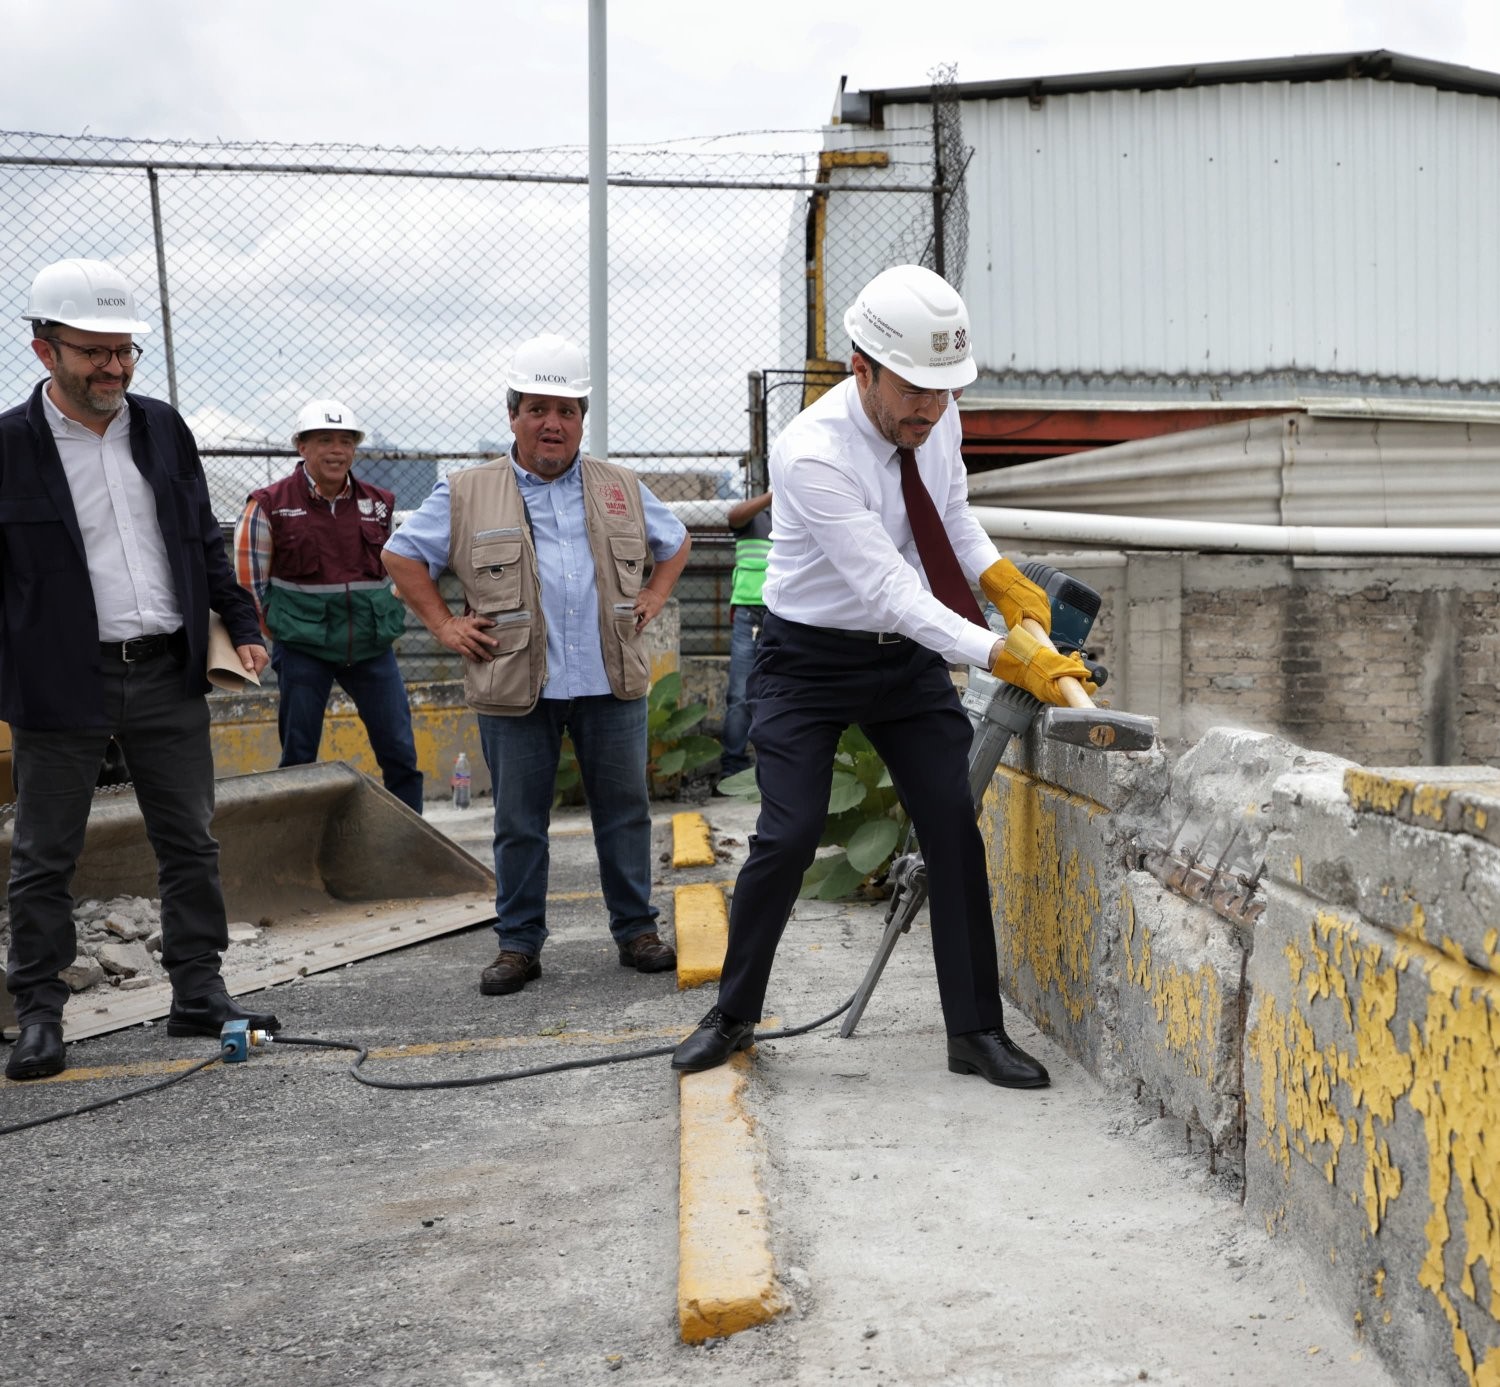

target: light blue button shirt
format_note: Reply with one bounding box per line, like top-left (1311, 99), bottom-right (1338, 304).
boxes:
top-left (386, 452), bottom-right (687, 699)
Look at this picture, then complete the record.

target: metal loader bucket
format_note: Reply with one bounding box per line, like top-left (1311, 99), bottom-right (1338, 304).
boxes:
top-left (0, 762), bottom-right (497, 1041)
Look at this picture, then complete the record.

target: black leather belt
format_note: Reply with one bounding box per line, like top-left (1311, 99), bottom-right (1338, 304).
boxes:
top-left (800, 623), bottom-right (910, 645)
top-left (99, 632), bottom-right (180, 663)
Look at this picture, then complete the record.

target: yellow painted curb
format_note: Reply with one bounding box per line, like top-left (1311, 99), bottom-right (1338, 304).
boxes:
top-left (672, 812), bottom-right (716, 868)
top-left (675, 883), bottom-right (729, 990)
top-left (677, 1052), bottom-right (787, 1343)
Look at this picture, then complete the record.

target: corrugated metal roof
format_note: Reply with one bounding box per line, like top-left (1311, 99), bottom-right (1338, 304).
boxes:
top-left (846, 50), bottom-right (1500, 114)
top-left (965, 413), bottom-right (1500, 527)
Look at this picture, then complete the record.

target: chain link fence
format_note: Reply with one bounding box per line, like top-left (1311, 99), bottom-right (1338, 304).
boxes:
top-left (0, 118), bottom-right (966, 674)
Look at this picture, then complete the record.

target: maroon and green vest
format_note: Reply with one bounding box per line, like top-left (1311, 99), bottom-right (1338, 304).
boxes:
top-left (250, 468), bottom-right (407, 665)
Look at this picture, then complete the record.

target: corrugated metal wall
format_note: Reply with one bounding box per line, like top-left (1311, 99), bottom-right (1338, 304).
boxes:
top-left (868, 79), bottom-right (1500, 394)
top-left (966, 412), bottom-right (1500, 526)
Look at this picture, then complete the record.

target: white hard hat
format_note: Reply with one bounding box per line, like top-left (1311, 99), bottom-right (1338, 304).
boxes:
top-left (505, 334), bottom-right (590, 398)
top-left (842, 264), bottom-right (977, 391)
top-left (292, 399), bottom-right (364, 447)
top-left (22, 258), bottom-right (152, 334)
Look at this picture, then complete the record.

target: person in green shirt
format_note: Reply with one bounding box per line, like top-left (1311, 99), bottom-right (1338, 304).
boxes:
top-left (718, 490), bottom-right (772, 785)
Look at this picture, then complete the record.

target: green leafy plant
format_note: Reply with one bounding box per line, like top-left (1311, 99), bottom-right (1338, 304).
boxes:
top-left (647, 671), bottom-right (721, 796)
top-left (715, 726), bottom-right (907, 900)
top-left (553, 733), bottom-right (583, 807)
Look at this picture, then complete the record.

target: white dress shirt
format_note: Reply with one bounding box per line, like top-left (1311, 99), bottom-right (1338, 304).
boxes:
top-left (42, 388), bottom-right (183, 642)
top-left (762, 376), bottom-right (1000, 668)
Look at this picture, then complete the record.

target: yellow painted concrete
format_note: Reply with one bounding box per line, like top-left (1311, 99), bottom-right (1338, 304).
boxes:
top-left (208, 687), bottom-right (484, 795)
top-left (672, 811), bottom-right (717, 868)
top-left (1120, 894), bottom-right (1225, 1082)
top-left (981, 766), bottom-right (1104, 1025)
top-left (1248, 905), bottom-right (1500, 1386)
top-left (675, 883), bottom-right (729, 990)
top-left (677, 1051), bottom-right (787, 1343)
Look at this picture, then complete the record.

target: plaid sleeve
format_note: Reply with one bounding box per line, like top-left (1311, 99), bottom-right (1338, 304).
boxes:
top-left (232, 498), bottom-right (273, 637)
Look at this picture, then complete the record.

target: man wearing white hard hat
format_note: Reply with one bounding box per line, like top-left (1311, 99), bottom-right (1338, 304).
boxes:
top-left (384, 334), bottom-right (691, 995)
top-left (232, 400), bottom-right (421, 812)
top-left (0, 258), bottom-right (274, 1081)
top-left (673, 264), bottom-right (1094, 1086)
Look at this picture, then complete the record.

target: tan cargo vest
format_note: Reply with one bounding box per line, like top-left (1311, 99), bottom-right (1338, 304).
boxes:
top-left (448, 454), bottom-right (653, 715)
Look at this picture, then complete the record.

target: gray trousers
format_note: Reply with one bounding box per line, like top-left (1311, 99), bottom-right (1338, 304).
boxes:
top-left (5, 645), bottom-right (228, 1026)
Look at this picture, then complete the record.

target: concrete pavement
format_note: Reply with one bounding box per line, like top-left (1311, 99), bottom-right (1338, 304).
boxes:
top-left (0, 793), bottom-right (1392, 1386)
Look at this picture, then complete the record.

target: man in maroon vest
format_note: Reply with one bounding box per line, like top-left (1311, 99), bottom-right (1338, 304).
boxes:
top-left (233, 400), bottom-right (422, 812)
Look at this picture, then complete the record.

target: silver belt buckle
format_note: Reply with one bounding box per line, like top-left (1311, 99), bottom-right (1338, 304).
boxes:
top-left (118, 639), bottom-right (138, 663)
top-left (877, 631), bottom-right (902, 645)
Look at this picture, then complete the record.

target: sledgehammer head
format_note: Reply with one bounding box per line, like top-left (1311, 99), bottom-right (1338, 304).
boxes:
top-left (1039, 706), bottom-right (1155, 753)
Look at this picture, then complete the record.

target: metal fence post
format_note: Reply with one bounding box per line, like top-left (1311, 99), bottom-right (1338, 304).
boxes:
top-left (146, 166), bottom-right (179, 411)
top-left (747, 370), bottom-right (767, 495)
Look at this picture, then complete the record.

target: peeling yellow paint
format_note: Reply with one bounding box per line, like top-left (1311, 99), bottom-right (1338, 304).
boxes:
top-left (1119, 895), bottom-right (1224, 1080)
top-left (1247, 906), bottom-right (1500, 1386)
top-left (982, 767), bottom-right (1102, 1025)
top-left (1293, 854), bottom-right (1304, 885)
top-left (1343, 770), bottom-right (1413, 816)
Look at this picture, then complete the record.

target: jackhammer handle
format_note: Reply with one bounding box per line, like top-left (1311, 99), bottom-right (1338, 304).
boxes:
top-left (1020, 617), bottom-right (1096, 709)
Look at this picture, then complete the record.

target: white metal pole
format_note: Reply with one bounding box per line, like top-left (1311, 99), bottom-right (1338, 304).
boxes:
top-left (588, 0), bottom-right (608, 457)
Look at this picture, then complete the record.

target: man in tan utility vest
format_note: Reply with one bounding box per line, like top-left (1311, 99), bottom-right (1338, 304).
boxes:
top-left (383, 335), bottom-right (690, 996)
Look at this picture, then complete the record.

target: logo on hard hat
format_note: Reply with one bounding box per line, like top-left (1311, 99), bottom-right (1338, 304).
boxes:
top-left (536, 373), bottom-right (566, 384)
top-left (97, 296), bottom-right (126, 307)
top-left (931, 331), bottom-right (950, 354)
top-left (323, 411), bottom-right (343, 424)
top-left (955, 328), bottom-right (967, 352)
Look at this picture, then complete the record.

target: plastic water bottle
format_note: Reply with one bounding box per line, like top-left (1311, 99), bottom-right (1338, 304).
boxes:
top-left (451, 752), bottom-right (472, 809)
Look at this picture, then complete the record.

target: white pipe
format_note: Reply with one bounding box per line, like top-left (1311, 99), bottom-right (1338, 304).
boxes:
top-left (970, 505), bottom-right (1500, 556)
top-left (667, 500), bottom-right (734, 528)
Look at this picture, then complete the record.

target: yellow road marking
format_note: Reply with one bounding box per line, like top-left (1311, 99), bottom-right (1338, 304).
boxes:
top-left (672, 812), bottom-right (717, 868)
top-left (0, 1025), bottom-right (687, 1088)
top-left (678, 1052), bottom-right (787, 1342)
top-left (675, 883), bottom-right (729, 990)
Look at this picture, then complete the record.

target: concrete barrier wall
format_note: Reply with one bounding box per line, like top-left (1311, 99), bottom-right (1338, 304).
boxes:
top-left (984, 724), bottom-right (1500, 1387)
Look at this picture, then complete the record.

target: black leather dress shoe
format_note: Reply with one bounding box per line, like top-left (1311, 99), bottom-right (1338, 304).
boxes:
top-left (6, 1022), bottom-right (66, 1081)
top-left (166, 991), bottom-right (281, 1039)
top-left (947, 1028), bottom-right (1050, 1089)
top-left (671, 1007), bottom-right (755, 1072)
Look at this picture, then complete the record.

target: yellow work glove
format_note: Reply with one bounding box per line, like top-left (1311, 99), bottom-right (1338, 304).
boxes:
top-left (992, 625), bottom-right (1097, 706)
top-left (979, 557), bottom-right (1051, 634)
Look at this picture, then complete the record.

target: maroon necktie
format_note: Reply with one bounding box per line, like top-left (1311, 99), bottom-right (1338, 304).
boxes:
top-left (898, 447), bottom-right (985, 626)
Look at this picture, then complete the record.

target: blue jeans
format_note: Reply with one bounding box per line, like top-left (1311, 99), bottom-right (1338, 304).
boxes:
top-left (272, 643), bottom-right (424, 813)
top-left (477, 694), bottom-right (658, 957)
top-left (720, 604), bottom-right (764, 776)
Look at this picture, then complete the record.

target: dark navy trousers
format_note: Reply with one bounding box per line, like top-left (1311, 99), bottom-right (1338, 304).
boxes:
top-left (715, 614), bottom-right (1004, 1037)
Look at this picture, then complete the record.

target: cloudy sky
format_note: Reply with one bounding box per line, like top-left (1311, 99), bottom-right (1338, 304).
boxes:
top-left (3, 0), bottom-right (1497, 482)
top-left (3, 0), bottom-right (1498, 150)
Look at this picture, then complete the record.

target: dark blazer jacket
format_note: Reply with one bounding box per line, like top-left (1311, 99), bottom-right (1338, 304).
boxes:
top-left (0, 381), bottom-right (263, 730)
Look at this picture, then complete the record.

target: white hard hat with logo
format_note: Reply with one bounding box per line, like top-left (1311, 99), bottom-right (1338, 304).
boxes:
top-left (505, 334), bottom-right (590, 398)
top-left (292, 399), bottom-right (365, 447)
top-left (22, 258), bottom-right (152, 334)
top-left (843, 263), bottom-right (977, 391)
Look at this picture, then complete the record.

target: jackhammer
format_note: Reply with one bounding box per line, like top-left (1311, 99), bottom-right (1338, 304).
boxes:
top-left (839, 563), bottom-right (1156, 1037)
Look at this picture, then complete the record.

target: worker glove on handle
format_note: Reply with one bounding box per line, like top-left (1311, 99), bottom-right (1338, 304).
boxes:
top-left (979, 558), bottom-right (1051, 635)
top-left (992, 625), bottom-right (1097, 706)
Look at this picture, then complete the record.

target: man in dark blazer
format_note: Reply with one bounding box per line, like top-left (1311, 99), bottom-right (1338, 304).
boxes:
top-left (2, 258), bottom-right (275, 1081)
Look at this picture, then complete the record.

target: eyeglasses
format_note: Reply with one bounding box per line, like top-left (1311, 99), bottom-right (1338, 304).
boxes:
top-left (45, 339), bottom-right (144, 369)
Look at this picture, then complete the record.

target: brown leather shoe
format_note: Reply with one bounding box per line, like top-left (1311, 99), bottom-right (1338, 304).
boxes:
top-left (480, 950), bottom-right (541, 996)
top-left (617, 932), bottom-right (677, 973)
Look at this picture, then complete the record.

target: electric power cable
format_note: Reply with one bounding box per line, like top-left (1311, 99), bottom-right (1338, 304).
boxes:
top-left (0, 1055), bottom-right (222, 1136)
top-left (0, 992), bottom-right (856, 1128)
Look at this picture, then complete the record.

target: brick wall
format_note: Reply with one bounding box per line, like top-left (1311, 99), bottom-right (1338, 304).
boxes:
top-left (1003, 550), bottom-right (1500, 768)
